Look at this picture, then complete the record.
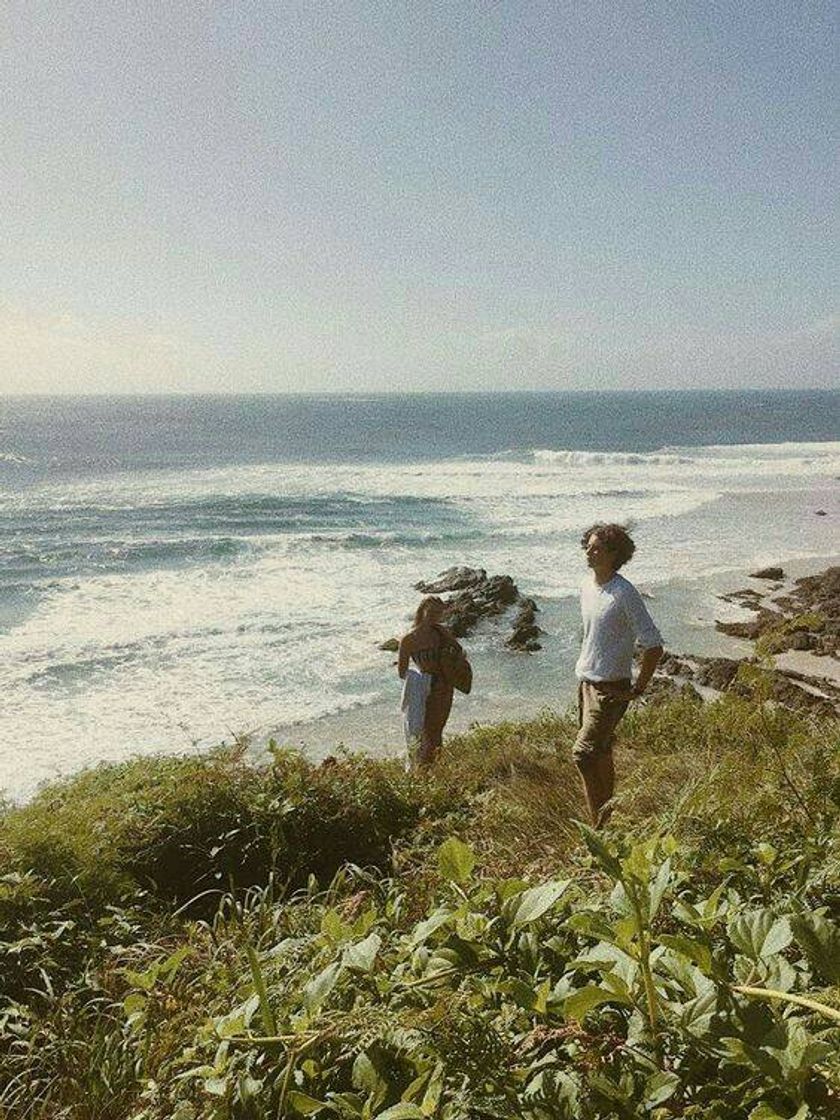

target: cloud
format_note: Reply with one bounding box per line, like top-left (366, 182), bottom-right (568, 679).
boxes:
top-left (0, 304), bottom-right (212, 394)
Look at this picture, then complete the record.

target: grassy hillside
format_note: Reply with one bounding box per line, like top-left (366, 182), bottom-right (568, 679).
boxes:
top-left (1, 688), bottom-right (838, 1119)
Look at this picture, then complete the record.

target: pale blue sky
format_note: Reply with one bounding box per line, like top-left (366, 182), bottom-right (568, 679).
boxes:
top-left (2, 1), bottom-right (837, 393)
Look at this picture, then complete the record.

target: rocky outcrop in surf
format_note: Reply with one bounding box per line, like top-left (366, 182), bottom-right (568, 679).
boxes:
top-left (380, 566), bottom-right (544, 652)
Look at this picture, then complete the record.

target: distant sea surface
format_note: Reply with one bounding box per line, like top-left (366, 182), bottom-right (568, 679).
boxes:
top-left (1, 390), bottom-right (838, 799)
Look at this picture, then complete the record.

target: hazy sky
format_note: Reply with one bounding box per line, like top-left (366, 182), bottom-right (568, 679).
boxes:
top-left (2, 2), bottom-right (838, 394)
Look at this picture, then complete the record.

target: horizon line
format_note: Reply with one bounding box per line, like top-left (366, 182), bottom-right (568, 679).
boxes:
top-left (1, 385), bottom-right (838, 401)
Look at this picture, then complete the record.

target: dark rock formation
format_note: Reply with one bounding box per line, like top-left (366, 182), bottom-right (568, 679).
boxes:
top-left (693, 657), bottom-right (741, 691)
top-left (506, 597), bottom-right (542, 652)
top-left (715, 608), bottom-right (782, 641)
top-left (377, 638), bottom-right (399, 652)
top-left (657, 652), bottom-right (695, 677)
top-left (719, 588), bottom-right (764, 607)
top-left (401, 568), bottom-right (544, 652)
top-left (648, 647), bottom-right (840, 716)
top-left (749, 566), bottom-right (785, 580)
top-left (415, 566), bottom-right (487, 594)
top-left (442, 573), bottom-right (520, 638)
top-left (646, 566), bottom-right (839, 716)
top-left (645, 676), bottom-right (702, 704)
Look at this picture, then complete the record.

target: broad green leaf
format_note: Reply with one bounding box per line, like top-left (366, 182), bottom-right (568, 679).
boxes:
top-left (572, 940), bottom-right (637, 975)
top-left (352, 1051), bottom-right (383, 1094)
top-left (287, 1090), bottom-right (328, 1115)
top-left (171, 1105), bottom-right (197, 1120)
top-left (567, 911), bottom-right (617, 941)
top-left (659, 933), bottom-right (712, 974)
top-left (437, 837), bottom-right (475, 884)
top-left (728, 909), bottom-right (790, 960)
top-left (511, 879), bottom-right (570, 926)
top-left (504, 977), bottom-right (541, 1010)
top-left (343, 932), bottom-right (381, 973)
top-left (648, 858), bottom-right (672, 920)
top-left (421, 1062), bottom-right (444, 1115)
top-left (762, 953), bottom-right (797, 993)
top-left (123, 992), bottom-right (147, 1017)
top-left (373, 1105), bottom-right (426, 1120)
top-left (564, 985), bottom-right (614, 1020)
top-left (762, 917), bottom-right (792, 957)
top-left (679, 980), bottom-right (718, 1038)
top-left (600, 971), bottom-right (633, 1002)
top-left (410, 907), bottom-right (454, 945)
top-left (321, 908), bottom-right (349, 943)
top-left (576, 822), bottom-right (623, 881)
top-left (160, 944), bottom-right (190, 979)
top-left (773, 1018), bottom-right (833, 1077)
top-left (237, 1075), bottom-right (263, 1104)
top-left (303, 961), bottom-right (342, 1014)
top-left (495, 877), bottom-right (529, 901)
top-left (791, 912), bottom-right (840, 984)
top-left (749, 1104), bottom-right (808, 1120)
top-left (753, 842), bottom-right (778, 865)
top-left (622, 842), bottom-right (653, 886)
top-left (644, 1070), bottom-right (680, 1108)
top-left (124, 964), bottom-right (159, 991)
top-left (401, 1070), bottom-right (431, 1103)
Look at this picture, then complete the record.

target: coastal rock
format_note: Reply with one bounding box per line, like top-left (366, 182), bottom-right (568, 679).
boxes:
top-left (793, 566), bottom-right (840, 614)
top-left (657, 652), bottom-right (694, 677)
top-left (693, 657), bottom-right (741, 691)
top-left (750, 566), bottom-right (785, 580)
top-left (415, 566), bottom-right (486, 594)
top-left (410, 568), bottom-right (544, 652)
top-left (715, 608), bottom-right (781, 641)
top-left (474, 574), bottom-right (519, 610)
top-left (645, 677), bottom-right (702, 705)
top-left (761, 629), bottom-right (814, 654)
top-left (665, 565), bottom-right (840, 718)
top-left (719, 588), bottom-right (764, 607)
top-left (505, 596), bottom-right (543, 651)
top-left (377, 637), bottom-right (399, 652)
top-left (716, 567), bottom-right (840, 659)
top-left (752, 673), bottom-right (836, 719)
top-left (437, 573), bottom-right (519, 633)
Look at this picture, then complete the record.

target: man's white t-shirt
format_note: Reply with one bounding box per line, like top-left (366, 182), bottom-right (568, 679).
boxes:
top-left (575, 572), bottom-right (663, 683)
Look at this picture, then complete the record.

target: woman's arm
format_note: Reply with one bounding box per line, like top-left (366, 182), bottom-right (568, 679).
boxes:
top-left (397, 635), bottom-right (410, 679)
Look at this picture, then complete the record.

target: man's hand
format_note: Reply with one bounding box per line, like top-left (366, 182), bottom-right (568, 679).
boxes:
top-left (630, 645), bottom-right (663, 700)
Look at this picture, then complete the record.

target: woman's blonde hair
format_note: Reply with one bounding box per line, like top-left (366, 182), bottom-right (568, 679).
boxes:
top-left (414, 595), bottom-right (445, 627)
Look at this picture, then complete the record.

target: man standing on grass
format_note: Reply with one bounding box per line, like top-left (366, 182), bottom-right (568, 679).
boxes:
top-left (573, 523), bottom-right (663, 827)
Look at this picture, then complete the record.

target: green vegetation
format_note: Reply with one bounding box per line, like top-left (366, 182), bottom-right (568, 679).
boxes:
top-left (755, 613), bottom-right (826, 657)
top-left (1, 693), bottom-right (838, 1119)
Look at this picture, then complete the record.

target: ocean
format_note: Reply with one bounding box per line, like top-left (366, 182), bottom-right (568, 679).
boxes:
top-left (1, 390), bottom-right (838, 800)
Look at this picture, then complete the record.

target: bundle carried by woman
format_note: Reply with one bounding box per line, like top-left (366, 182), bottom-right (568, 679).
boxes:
top-left (433, 624), bottom-right (472, 693)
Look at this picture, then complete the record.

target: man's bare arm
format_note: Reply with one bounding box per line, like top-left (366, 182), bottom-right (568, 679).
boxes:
top-left (633, 645), bottom-right (663, 696)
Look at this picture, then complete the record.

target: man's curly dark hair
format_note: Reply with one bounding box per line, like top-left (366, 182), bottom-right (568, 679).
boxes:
top-left (580, 522), bottom-right (636, 569)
